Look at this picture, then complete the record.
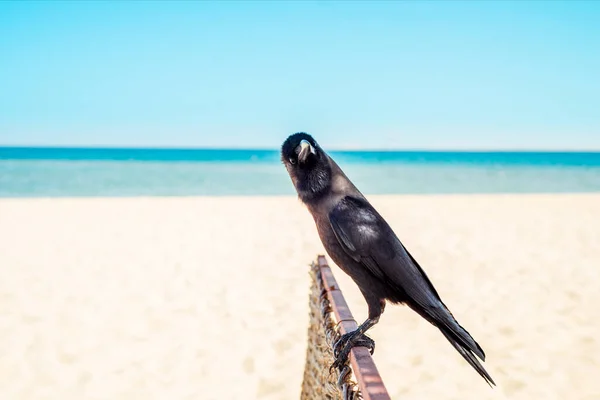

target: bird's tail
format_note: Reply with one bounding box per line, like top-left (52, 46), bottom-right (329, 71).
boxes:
top-left (438, 324), bottom-right (496, 386)
top-left (409, 302), bottom-right (496, 386)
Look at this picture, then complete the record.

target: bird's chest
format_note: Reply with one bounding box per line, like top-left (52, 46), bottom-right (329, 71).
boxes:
top-left (311, 213), bottom-right (355, 272)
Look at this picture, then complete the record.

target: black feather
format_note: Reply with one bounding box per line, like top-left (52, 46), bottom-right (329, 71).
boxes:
top-left (281, 132), bottom-right (495, 386)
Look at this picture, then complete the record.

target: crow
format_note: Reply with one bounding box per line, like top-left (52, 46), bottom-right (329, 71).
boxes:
top-left (281, 132), bottom-right (495, 386)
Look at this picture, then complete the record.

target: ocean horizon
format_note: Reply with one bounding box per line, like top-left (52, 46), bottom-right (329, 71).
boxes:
top-left (1, 146), bottom-right (600, 197)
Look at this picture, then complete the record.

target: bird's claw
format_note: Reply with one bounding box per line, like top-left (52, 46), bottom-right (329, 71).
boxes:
top-left (329, 331), bottom-right (375, 373)
top-left (356, 335), bottom-right (376, 355)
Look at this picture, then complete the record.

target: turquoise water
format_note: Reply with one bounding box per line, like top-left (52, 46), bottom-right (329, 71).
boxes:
top-left (1, 147), bottom-right (600, 197)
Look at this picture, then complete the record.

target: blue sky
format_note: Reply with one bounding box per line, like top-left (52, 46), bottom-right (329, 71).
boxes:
top-left (1, 1), bottom-right (599, 150)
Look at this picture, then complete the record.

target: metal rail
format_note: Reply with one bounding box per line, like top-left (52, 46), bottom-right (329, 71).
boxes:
top-left (317, 255), bottom-right (391, 400)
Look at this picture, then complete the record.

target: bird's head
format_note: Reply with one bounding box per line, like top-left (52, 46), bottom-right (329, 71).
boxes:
top-left (281, 132), bottom-right (332, 202)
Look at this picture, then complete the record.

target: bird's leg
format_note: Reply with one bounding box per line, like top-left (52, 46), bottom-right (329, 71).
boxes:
top-left (330, 299), bottom-right (386, 372)
top-left (333, 319), bottom-right (377, 360)
top-left (330, 318), bottom-right (378, 371)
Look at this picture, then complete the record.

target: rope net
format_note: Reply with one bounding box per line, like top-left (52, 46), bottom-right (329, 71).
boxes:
top-left (300, 259), bottom-right (361, 400)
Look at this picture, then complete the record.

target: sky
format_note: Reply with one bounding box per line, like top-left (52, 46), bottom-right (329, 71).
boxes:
top-left (0, 1), bottom-right (599, 150)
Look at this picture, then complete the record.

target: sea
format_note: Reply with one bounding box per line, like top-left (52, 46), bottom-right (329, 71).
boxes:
top-left (1, 147), bottom-right (600, 197)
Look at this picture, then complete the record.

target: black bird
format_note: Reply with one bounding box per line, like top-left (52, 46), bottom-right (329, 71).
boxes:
top-left (281, 132), bottom-right (495, 386)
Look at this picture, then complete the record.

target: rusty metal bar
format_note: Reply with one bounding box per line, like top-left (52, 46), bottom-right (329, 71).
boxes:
top-left (317, 255), bottom-right (391, 400)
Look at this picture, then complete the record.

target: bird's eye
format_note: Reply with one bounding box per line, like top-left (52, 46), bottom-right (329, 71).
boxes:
top-left (289, 157), bottom-right (296, 165)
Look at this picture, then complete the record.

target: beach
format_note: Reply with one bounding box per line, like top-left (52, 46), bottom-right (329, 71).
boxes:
top-left (0, 193), bottom-right (599, 400)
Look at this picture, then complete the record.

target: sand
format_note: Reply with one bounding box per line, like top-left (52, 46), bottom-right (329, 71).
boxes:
top-left (0, 194), bottom-right (599, 400)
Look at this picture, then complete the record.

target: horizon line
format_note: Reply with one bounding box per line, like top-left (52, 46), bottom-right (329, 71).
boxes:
top-left (1, 144), bottom-right (600, 153)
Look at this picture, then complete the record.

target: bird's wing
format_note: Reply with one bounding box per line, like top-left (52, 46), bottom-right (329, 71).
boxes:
top-left (329, 196), bottom-right (492, 382)
top-left (328, 195), bottom-right (442, 308)
top-left (329, 195), bottom-right (488, 362)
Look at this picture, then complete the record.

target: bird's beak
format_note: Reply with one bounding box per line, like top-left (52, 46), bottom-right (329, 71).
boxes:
top-left (298, 139), bottom-right (315, 163)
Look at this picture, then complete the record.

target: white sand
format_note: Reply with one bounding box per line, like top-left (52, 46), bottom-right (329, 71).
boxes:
top-left (0, 194), bottom-right (599, 400)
